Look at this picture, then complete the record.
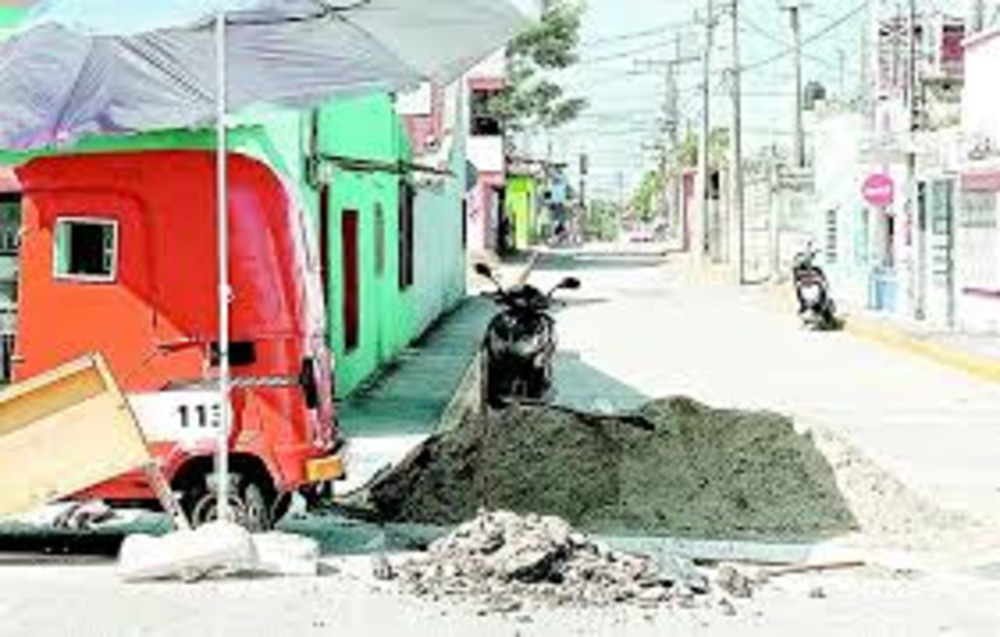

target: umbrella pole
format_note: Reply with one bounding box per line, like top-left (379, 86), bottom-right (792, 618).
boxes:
top-left (215, 10), bottom-right (232, 523)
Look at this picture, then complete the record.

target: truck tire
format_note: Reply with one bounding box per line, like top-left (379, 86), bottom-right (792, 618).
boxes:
top-left (181, 474), bottom-right (275, 532)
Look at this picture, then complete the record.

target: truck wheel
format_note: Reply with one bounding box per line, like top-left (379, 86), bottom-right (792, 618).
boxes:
top-left (181, 475), bottom-right (274, 532)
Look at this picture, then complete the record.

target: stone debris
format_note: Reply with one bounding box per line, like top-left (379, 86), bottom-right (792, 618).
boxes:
top-left (53, 500), bottom-right (115, 530)
top-left (371, 553), bottom-right (396, 581)
top-left (395, 510), bottom-right (749, 614)
top-left (716, 564), bottom-right (754, 599)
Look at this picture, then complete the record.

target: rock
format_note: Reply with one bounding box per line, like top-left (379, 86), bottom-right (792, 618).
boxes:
top-left (716, 565), bottom-right (753, 599)
top-left (395, 510), bottom-right (764, 613)
top-left (718, 597), bottom-right (738, 616)
top-left (371, 553), bottom-right (396, 581)
top-left (658, 555), bottom-right (710, 594)
top-left (808, 586), bottom-right (826, 599)
top-left (636, 585), bottom-right (670, 607)
top-left (253, 532), bottom-right (320, 577)
top-left (54, 500), bottom-right (115, 530)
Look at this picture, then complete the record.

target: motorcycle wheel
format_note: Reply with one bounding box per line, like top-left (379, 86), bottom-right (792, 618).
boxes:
top-left (482, 358), bottom-right (512, 410)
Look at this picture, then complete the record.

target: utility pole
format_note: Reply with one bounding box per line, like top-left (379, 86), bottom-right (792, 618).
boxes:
top-left (695, 0), bottom-right (715, 263)
top-left (730, 0), bottom-right (746, 284)
top-left (908, 0), bottom-right (925, 319)
top-left (578, 152), bottom-right (588, 224)
top-left (636, 34), bottom-right (697, 249)
top-left (782, 1), bottom-right (807, 169)
top-left (670, 34), bottom-right (685, 250)
top-left (617, 170), bottom-right (626, 236)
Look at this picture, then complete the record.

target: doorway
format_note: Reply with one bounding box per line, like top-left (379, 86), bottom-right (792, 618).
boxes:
top-left (341, 209), bottom-right (359, 352)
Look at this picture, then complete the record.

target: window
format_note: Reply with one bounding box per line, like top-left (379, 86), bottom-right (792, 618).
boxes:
top-left (0, 195), bottom-right (20, 256)
top-left (374, 203), bottom-right (386, 276)
top-left (53, 218), bottom-right (117, 282)
top-left (470, 89), bottom-right (503, 137)
top-left (341, 210), bottom-right (360, 352)
top-left (825, 209), bottom-right (838, 264)
top-left (398, 181), bottom-right (415, 289)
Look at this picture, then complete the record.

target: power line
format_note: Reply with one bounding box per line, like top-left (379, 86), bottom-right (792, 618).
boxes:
top-left (577, 39), bottom-right (674, 66)
top-left (579, 19), bottom-right (697, 48)
top-left (739, 14), bottom-right (838, 70)
top-left (742, 0), bottom-right (870, 73)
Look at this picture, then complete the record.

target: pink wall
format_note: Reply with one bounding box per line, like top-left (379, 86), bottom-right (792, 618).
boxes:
top-left (402, 84), bottom-right (446, 156)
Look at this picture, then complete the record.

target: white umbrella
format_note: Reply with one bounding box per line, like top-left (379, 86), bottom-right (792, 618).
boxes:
top-left (0, 0), bottom-right (536, 522)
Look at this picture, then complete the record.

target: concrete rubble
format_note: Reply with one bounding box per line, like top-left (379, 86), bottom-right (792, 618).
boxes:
top-left (117, 524), bottom-right (321, 582)
top-left (395, 510), bottom-right (757, 614)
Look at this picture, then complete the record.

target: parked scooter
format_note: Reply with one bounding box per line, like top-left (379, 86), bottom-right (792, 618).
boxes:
top-left (475, 263), bottom-right (580, 409)
top-left (792, 245), bottom-right (840, 331)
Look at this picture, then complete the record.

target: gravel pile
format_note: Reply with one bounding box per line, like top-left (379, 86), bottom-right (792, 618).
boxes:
top-left (396, 510), bottom-right (746, 613)
top-left (371, 397), bottom-right (858, 540)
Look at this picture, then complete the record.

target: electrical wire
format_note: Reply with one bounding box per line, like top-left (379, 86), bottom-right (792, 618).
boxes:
top-left (579, 19), bottom-right (697, 49)
top-left (742, 0), bottom-right (870, 73)
top-left (739, 14), bottom-right (839, 71)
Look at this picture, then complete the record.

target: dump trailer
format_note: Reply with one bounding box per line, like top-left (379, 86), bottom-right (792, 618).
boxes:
top-left (0, 353), bottom-right (185, 527)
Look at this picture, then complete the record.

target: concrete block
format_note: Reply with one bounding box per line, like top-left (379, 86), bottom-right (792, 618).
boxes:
top-left (117, 521), bottom-right (256, 583)
top-left (252, 532), bottom-right (320, 577)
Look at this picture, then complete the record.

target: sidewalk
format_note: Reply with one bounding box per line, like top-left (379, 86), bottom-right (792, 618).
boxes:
top-left (336, 297), bottom-right (492, 493)
top-left (758, 280), bottom-right (1000, 386)
top-left (845, 312), bottom-right (1000, 384)
top-left (337, 253), bottom-right (538, 494)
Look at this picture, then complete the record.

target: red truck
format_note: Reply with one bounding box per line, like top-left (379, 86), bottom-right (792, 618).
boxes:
top-left (5, 150), bottom-right (344, 529)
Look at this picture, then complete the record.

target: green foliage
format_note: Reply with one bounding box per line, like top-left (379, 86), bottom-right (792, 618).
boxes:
top-left (491, 2), bottom-right (588, 133)
top-left (629, 126), bottom-right (730, 221)
top-left (678, 127), bottom-right (730, 169)
top-left (629, 170), bottom-right (665, 223)
top-left (582, 199), bottom-right (620, 242)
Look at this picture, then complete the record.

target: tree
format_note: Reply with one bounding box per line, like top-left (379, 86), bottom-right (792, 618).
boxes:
top-left (490, 2), bottom-right (588, 135)
top-left (629, 126), bottom-right (730, 221)
top-left (581, 199), bottom-right (619, 242)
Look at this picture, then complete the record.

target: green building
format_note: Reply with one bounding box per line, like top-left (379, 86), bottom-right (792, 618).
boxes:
top-left (0, 23), bottom-right (469, 396)
top-left (505, 174), bottom-right (538, 252)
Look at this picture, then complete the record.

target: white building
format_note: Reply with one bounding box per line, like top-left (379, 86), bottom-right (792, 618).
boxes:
top-left (956, 24), bottom-right (1000, 331)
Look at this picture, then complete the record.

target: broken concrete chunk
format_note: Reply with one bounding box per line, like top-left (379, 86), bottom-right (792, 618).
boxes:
top-left (253, 532), bottom-right (320, 577)
top-left (657, 554), bottom-right (710, 594)
top-left (396, 510), bottom-right (757, 615)
top-left (117, 521), bottom-right (257, 583)
top-left (371, 553), bottom-right (396, 581)
top-left (716, 565), bottom-right (754, 599)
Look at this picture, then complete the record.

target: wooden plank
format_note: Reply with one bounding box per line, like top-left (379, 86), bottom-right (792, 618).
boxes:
top-left (0, 356), bottom-right (98, 407)
top-left (0, 365), bottom-right (105, 437)
top-left (0, 355), bottom-right (152, 517)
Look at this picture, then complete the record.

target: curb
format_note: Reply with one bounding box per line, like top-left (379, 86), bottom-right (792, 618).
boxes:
top-left (757, 282), bottom-right (1000, 385)
top-left (843, 316), bottom-right (1000, 385)
top-left (437, 349), bottom-right (482, 433)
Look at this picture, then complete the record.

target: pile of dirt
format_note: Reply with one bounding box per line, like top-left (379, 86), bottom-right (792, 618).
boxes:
top-left (396, 510), bottom-right (750, 613)
top-left (370, 397), bottom-right (859, 541)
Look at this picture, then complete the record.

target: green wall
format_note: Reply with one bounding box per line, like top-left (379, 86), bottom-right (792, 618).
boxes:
top-left (0, 88), bottom-right (467, 399)
top-left (313, 95), bottom-right (416, 395)
top-left (506, 175), bottom-right (536, 251)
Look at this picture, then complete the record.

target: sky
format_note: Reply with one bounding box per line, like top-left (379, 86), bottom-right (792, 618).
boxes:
top-left (541, 0), bottom-right (962, 200)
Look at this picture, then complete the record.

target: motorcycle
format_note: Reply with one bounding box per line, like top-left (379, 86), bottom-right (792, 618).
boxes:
top-left (475, 262), bottom-right (580, 409)
top-left (792, 245), bottom-right (839, 331)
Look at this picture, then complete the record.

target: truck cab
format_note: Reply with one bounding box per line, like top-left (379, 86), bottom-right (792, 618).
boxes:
top-left (9, 150), bottom-right (343, 529)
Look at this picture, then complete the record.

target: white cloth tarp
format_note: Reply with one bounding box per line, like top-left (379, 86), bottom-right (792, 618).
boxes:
top-left (0, 0), bottom-right (536, 149)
